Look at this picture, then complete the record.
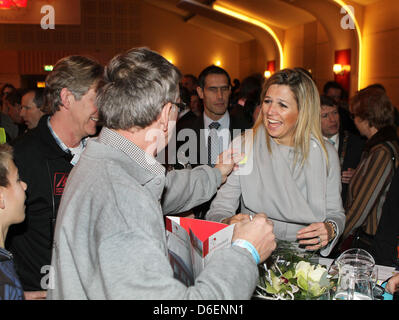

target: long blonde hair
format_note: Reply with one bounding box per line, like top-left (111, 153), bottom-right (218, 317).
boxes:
top-left (253, 68), bottom-right (328, 167)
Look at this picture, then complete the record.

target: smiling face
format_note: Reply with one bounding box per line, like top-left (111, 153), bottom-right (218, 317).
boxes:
top-left (69, 86), bottom-right (99, 139)
top-left (262, 84), bottom-right (299, 146)
top-left (197, 73), bottom-right (231, 121)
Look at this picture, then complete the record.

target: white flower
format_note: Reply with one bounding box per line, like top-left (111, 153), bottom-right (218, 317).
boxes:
top-left (295, 261), bottom-right (312, 278)
top-left (308, 265), bottom-right (329, 287)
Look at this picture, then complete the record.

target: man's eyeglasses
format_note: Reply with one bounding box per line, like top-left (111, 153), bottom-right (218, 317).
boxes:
top-left (171, 101), bottom-right (187, 112)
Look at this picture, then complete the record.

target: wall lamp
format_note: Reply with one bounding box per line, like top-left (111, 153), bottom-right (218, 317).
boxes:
top-left (333, 63), bottom-right (351, 75)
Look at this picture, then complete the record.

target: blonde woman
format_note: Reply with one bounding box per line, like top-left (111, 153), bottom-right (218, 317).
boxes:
top-left (206, 68), bottom-right (345, 256)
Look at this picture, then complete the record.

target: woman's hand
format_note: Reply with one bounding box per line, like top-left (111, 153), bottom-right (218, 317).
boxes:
top-left (296, 222), bottom-right (332, 251)
top-left (214, 149), bottom-right (244, 184)
top-left (341, 168), bottom-right (356, 184)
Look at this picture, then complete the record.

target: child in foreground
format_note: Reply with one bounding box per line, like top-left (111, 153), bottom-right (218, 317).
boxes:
top-left (0, 144), bottom-right (27, 300)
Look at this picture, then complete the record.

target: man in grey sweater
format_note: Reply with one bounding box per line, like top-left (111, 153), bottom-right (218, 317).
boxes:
top-left (46, 48), bottom-right (276, 300)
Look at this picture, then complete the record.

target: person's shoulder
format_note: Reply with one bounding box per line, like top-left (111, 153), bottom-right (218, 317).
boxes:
top-left (346, 131), bottom-right (366, 145)
top-left (177, 113), bottom-right (202, 131)
top-left (229, 109), bottom-right (252, 129)
top-left (12, 117), bottom-right (49, 149)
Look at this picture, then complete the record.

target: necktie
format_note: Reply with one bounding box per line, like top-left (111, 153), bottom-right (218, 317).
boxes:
top-left (329, 138), bottom-right (335, 146)
top-left (208, 122), bottom-right (220, 166)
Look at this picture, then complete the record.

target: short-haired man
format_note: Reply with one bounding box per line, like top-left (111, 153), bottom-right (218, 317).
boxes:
top-left (323, 81), bottom-right (358, 135)
top-left (20, 88), bottom-right (45, 130)
top-left (181, 74), bottom-right (198, 93)
top-left (2, 90), bottom-right (23, 141)
top-left (177, 66), bottom-right (251, 165)
top-left (320, 95), bottom-right (365, 204)
top-left (176, 65), bottom-right (251, 218)
top-left (47, 47), bottom-right (276, 300)
top-left (6, 55), bottom-right (103, 298)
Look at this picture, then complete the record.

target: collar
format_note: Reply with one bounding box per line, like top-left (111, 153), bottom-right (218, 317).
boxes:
top-left (47, 117), bottom-right (88, 165)
top-left (203, 110), bottom-right (230, 130)
top-left (364, 126), bottom-right (398, 152)
top-left (328, 133), bottom-right (339, 150)
top-left (47, 117), bottom-right (88, 152)
top-left (98, 127), bottom-right (166, 177)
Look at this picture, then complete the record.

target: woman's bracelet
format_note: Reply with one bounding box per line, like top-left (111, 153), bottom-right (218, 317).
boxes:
top-left (232, 239), bottom-right (260, 264)
top-left (325, 220), bottom-right (338, 242)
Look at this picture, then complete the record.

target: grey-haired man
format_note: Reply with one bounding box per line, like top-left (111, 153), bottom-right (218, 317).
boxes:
top-left (47, 47), bottom-right (276, 300)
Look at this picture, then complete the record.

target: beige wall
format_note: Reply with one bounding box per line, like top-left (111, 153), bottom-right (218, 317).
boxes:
top-left (140, 2), bottom-right (240, 80)
top-left (362, 0), bottom-right (399, 107)
top-left (0, 0), bottom-right (248, 88)
top-left (283, 21), bottom-right (334, 95)
top-left (1, 0), bottom-right (399, 104)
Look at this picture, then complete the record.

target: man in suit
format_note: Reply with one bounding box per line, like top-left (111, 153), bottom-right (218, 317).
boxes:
top-left (175, 65), bottom-right (252, 217)
top-left (320, 95), bottom-right (365, 205)
top-left (323, 81), bottom-right (359, 135)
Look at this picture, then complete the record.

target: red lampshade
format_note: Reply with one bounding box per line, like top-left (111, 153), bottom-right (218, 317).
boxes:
top-left (0, 0), bottom-right (13, 9)
top-left (13, 0), bottom-right (27, 7)
top-left (0, 0), bottom-right (27, 9)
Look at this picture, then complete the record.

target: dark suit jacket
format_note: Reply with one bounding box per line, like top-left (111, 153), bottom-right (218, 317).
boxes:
top-left (175, 111), bottom-right (252, 167)
top-left (338, 129), bottom-right (366, 205)
top-left (372, 168), bottom-right (399, 267)
top-left (174, 111), bottom-right (252, 218)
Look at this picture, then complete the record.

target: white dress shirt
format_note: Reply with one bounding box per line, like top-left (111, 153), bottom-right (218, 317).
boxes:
top-left (203, 111), bottom-right (231, 154)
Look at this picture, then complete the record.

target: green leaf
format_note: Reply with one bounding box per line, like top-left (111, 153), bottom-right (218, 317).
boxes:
top-left (283, 270), bottom-right (294, 279)
top-left (265, 282), bottom-right (278, 294)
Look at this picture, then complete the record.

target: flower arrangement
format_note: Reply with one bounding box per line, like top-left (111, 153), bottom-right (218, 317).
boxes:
top-left (254, 241), bottom-right (334, 300)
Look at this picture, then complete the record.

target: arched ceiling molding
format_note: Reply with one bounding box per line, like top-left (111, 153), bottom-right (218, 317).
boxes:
top-left (280, 0), bottom-right (363, 90)
top-left (177, 0), bottom-right (283, 70)
top-left (212, 3), bottom-right (284, 69)
top-left (332, 0), bottom-right (363, 90)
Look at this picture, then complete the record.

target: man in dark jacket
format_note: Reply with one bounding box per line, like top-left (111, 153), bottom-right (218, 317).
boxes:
top-left (174, 66), bottom-right (252, 218)
top-left (320, 95), bottom-right (365, 204)
top-left (5, 55), bottom-right (103, 299)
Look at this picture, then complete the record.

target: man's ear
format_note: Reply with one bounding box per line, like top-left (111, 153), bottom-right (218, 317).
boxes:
top-left (0, 188), bottom-right (5, 210)
top-left (159, 102), bottom-right (173, 132)
top-left (197, 86), bottom-right (204, 100)
top-left (60, 88), bottom-right (74, 110)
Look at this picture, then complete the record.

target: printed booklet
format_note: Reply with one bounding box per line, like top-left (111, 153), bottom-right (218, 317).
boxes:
top-left (165, 216), bottom-right (235, 285)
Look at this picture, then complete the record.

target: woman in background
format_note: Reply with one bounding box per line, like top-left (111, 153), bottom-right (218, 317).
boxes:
top-left (341, 86), bottom-right (399, 253)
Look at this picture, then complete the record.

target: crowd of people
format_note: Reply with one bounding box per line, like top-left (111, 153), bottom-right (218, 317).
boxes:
top-left (0, 47), bottom-right (398, 300)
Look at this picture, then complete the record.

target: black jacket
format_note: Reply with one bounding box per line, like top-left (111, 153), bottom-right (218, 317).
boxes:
top-left (338, 129), bottom-right (366, 204)
top-left (175, 111), bottom-right (252, 167)
top-left (6, 116), bottom-right (73, 291)
top-left (174, 112), bottom-right (251, 218)
top-left (372, 166), bottom-right (399, 267)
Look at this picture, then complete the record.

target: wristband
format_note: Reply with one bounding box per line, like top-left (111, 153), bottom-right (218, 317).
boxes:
top-left (232, 239), bottom-right (260, 264)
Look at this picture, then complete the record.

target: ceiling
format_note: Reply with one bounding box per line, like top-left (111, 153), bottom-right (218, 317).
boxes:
top-left (350, 0), bottom-right (381, 5)
top-left (215, 0), bottom-right (315, 30)
top-left (144, 0), bottom-right (384, 43)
